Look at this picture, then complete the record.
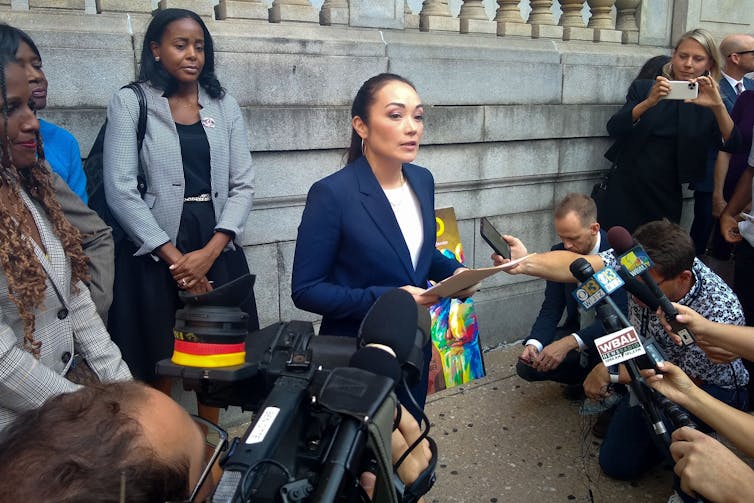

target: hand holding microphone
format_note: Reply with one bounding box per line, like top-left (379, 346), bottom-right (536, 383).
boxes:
top-left (607, 226), bottom-right (696, 345)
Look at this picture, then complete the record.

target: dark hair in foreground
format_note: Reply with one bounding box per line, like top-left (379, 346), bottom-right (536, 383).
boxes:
top-left (0, 382), bottom-right (189, 503)
top-left (635, 55), bottom-right (671, 81)
top-left (139, 8), bottom-right (225, 99)
top-left (633, 219), bottom-right (695, 279)
top-left (347, 73), bottom-right (417, 164)
top-left (0, 23), bottom-right (41, 59)
top-left (0, 34), bottom-right (89, 357)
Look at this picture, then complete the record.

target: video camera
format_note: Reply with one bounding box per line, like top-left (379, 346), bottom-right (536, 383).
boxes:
top-left (157, 276), bottom-right (434, 503)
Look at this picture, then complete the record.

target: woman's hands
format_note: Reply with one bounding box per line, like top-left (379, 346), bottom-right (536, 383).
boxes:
top-left (688, 74), bottom-right (724, 109)
top-left (158, 232), bottom-right (232, 292)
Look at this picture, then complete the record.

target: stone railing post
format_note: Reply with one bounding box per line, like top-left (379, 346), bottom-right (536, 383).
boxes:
top-left (320, 0), bottom-right (349, 26)
top-left (560, 0), bottom-right (593, 41)
top-left (586, 0), bottom-right (621, 42)
top-left (270, 0), bottom-right (319, 23)
top-left (459, 0), bottom-right (496, 34)
top-left (405, 2), bottom-right (420, 30)
top-left (95, 0), bottom-right (151, 13)
top-left (419, 0), bottom-right (459, 32)
top-left (615, 0), bottom-right (640, 44)
top-left (157, 0), bottom-right (213, 17)
top-left (216, 0), bottom-right (269, 21)
top-left (495, 0), bottom-right (532, 37)
top-left (528, 1), bottom-right (563, 39)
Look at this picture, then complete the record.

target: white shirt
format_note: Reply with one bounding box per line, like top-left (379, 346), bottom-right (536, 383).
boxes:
top-left (383, 181), bottom-right (423, 270)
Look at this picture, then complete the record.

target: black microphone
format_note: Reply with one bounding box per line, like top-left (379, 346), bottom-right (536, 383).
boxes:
top-left (569, 257), bottom-right (631, 328)
top-left (607, 226), bottom-right (695, 345)
top-left (615, 266), bottom-right (660, 312)
top-left (358, 289), bottom-right (421, 364)
top-left (349, 346), bottom-right (402, 387)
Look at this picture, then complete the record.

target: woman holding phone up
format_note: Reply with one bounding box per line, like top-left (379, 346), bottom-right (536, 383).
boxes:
top-left (600, 28), bottom-right (739, 233)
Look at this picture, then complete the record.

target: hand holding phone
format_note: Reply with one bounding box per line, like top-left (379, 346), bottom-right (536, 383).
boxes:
top-left (480, 217), bottom-right (510, 259)
top-left (663, 80), bottom-right (699, 100)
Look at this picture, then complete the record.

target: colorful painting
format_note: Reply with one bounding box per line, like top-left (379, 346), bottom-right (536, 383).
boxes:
top-left (427, 208), bottom-right (486, 394)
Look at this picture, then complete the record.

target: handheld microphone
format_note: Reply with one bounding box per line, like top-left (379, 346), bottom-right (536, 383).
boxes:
top-left (607, 226), bottom-right (695, 345)
top-left (569, 258), bottom-right (630, 328)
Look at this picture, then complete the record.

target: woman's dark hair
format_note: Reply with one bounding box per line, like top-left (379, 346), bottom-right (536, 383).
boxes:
top-left (635, 55), bottom-right (671, 81)
top-left (138, 8), bottom-right (225, 99)
top-left (0, 382), bottom-right (190, 503)
top-left (347, 73), bottom-right (417, 164)
top-left (0, 23), bottom-right (41, 61)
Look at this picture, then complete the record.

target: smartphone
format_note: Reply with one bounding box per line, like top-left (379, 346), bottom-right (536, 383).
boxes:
top-left (664, 80), bottom-right (698, 100)
top-left (480, 217), bottom-right (510, 259)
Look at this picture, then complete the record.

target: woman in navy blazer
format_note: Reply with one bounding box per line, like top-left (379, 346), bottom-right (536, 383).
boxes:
top-left (292, 73), bottom-right (470, 416)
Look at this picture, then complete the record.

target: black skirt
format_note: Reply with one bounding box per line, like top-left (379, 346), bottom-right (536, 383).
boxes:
top-left (108, 201), bottom-right (259, 382)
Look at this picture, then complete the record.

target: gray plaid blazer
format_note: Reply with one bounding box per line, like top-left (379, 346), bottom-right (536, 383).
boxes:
top-left (0, 190), bottom-right (132, 431)
top-left (103, 82), bottom-right (254, 256)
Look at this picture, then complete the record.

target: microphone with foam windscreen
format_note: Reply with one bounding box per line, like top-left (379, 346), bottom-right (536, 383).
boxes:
top-left (607, 226), bottom-right (695, 345)
top-left (349, 346), bottom-right (403, 388)
top-left (358, 288), bottom-right (428, 386)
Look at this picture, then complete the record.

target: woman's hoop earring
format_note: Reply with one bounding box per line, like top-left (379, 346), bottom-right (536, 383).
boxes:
top-left (155, 56), bottom-right (160, 62)
top-left (361, 138), bottom-right (365, 155)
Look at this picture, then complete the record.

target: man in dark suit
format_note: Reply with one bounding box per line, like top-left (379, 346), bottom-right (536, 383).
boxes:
top-left (517, 194), bottom-right (627, 387)
top-left (690, 33), bottom-right (754, 256)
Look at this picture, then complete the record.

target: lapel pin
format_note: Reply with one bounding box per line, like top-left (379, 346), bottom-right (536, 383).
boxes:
top-left (202, 117), bottom-right (216, 128)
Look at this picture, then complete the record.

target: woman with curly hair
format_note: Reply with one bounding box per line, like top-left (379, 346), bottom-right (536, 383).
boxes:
top-left (0, 50), bottom-right (131, 431)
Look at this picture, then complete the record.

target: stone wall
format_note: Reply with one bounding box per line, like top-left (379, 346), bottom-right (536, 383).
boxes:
top-left (1, 1), bottom-right (753, 356)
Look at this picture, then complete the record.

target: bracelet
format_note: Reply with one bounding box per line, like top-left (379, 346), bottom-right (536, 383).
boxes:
top-left (609, 373), bottom-right (620, 384)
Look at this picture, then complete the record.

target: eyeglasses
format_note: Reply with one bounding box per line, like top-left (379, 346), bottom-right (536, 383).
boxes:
top-left (730, 50), bottom-right (754, 56)
top-left (188, 415), bottom-right (229, 503)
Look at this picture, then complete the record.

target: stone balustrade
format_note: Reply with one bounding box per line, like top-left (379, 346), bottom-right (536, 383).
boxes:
top-left (1, 0), bottom-right (643, 45)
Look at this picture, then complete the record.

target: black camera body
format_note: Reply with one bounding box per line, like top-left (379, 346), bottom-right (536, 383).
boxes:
top-left (158, 277), bottom-right (410, 503)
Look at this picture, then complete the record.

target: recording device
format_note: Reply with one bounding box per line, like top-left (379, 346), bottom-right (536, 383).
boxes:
top-left (479, 217), bottom-right (510, 259)
top-left (664, 80), bottom-right (699, 100)
top-left (158, 284), bottom-right (435, 503)
top-left (607, 226), bottom-right (696, 345)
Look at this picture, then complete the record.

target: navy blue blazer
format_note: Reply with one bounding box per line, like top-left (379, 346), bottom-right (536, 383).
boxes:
top-left (720, 76), bottom-right (754, 113)
top-left (527, 229), bottom-right (628, 349)
top-left (292, 156), bottom-right (462, 337)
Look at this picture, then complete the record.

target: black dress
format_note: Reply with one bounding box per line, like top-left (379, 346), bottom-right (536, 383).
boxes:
top-left (599, 79), bottom-right (740, 234)
top-left (109, 121), bottom-right (258, 382)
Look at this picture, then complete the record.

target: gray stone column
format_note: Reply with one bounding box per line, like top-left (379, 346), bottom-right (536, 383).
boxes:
top-left (158, 0), bottom-right (214, 18)
top-left (405, 2), bottom-right (420, 30)
top-left (320, 0), bottom-right (348, 26)
top-left (529, 1), bottom-right (563, 39)
top-left (216, 0), bottom-right (269, 21)
top-left (615, 0), bottom-right (640, 44)
top-left (495, 0), bottom-right (532, 37)
top-left (459, 0), bottom-right (496, 34)
top-left (586, 0), bottom-right (621, 42)
top-left (96, 0), bottom-right (151, 13)
top-left (270, 0), bottom-right (319, 23)
top-left (560, 0), bottom-right (593, 41)
top-left (419, 0), bottom-right (460, 32)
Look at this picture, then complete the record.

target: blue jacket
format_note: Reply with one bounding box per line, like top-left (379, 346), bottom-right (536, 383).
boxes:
top-left (528, 229), bottom-right (628, 349)
top-left (292, 156), bottom-right (462, 337)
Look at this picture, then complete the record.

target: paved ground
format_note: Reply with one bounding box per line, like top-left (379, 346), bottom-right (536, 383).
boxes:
top-left (424, 345), bottom-right (672, 503)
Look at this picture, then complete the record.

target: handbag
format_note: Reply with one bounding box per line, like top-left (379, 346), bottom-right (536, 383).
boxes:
top-left (591, 160), bottom-right (618, 215)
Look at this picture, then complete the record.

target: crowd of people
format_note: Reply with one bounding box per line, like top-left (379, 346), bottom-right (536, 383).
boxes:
top-left (0, 7), bottom-right (753, 502)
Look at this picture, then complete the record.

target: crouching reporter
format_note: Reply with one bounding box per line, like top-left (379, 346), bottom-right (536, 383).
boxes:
top-left (0, 381), bottom-right (433, 502)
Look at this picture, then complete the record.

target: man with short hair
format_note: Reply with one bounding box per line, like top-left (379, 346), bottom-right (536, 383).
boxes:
top-left (718, 34), bottom-right (754, 111)
top-left (517, 193), bottom-right (626, 389)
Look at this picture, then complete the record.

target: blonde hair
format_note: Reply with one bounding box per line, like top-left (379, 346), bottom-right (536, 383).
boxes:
top-left (673, 28), bottom-right (722, 81)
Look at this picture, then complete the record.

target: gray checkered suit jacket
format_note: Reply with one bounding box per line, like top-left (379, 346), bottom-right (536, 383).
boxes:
top-left (103, 82), bottom-right (254, 256)
top-left (0, 190), bottom-right (132, 431)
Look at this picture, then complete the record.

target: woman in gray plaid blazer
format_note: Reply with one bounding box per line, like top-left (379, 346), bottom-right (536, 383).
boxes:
top-left (0, 55), bottom-right (132, 431)
top-left (103, 9), bottom-right (257, 399)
